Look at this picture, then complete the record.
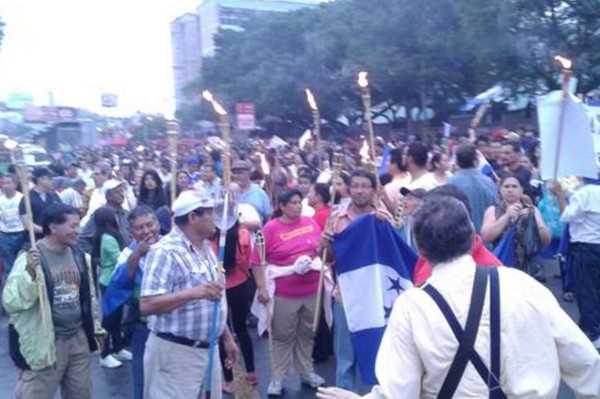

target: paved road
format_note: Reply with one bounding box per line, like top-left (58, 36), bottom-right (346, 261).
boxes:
top-left (0, 260), bottom-right (581, 398)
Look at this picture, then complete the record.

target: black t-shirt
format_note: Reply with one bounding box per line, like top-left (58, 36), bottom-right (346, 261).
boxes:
top-left (19, 189), bottom-right (62, 238)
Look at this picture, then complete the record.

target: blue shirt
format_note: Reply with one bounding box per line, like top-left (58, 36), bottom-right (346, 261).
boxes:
top-left (448, 169), bottom-right (499, 233)
top-left (240, 184), bottom-right (272, 223)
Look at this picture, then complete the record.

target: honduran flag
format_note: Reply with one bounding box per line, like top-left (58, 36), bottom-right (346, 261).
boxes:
top-left (332, 214), bottom-right (417, 384)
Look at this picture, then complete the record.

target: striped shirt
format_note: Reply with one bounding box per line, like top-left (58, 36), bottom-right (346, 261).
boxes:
top-left (141, 227), bottom-right (227, 341)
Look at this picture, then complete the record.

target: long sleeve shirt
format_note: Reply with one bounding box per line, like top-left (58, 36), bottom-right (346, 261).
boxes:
top-left (364, 255), bottom-right (600, 398)
top-left (561, 184), bottom-right (600, 244)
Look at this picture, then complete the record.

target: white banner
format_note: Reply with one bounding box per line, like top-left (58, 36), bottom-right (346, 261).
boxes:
top-left (538, 91), bottom-right (598, 180)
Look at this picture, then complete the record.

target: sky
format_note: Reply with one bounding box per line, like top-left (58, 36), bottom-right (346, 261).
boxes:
top-left (0, 0), bottom-right (201, 116)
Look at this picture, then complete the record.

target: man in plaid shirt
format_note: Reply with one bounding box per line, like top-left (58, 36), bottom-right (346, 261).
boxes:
top-left (140, 189), bottom-right (238, 399)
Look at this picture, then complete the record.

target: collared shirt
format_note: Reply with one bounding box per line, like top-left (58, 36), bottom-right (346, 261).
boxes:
top-left (448, 168), bottom-right (499, 233)
top-left (561, 184), bottom-right (600, 244)
top-left (363, 255), bottom-right (600, 399)
top-left (141, 227), bottom-right (227, 341)
top-left (239, 183), bottom-right (272, 224)
top-left (326, 201), bottom-right (392, 237)
top-left (201, 177), bottom-right (221, 200)
top-left (19, 189), bottom-right (62, 238)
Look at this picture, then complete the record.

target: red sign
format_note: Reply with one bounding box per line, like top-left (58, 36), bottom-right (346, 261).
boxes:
top-left (236, 103), bottom-right (255, 130)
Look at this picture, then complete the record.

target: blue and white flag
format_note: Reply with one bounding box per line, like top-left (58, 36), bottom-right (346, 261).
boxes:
top-left (332, 214), bottom-right (417, 384)
top-left (461, 84), bottom-right (503, 112)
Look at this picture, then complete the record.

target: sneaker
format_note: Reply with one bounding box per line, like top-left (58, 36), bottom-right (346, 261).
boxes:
top-left (563, 292), bottom-right (575, 302)
top-left (267, 380), bottom-right (283, 396)
top-left (245, 372), bottom-right (258, 385)
top-left (300, 372), bottom-right (325, 388)
top-left (99, 354), bottom-right (123, 368)
top-left (113, 349), bottom-right (133, 362)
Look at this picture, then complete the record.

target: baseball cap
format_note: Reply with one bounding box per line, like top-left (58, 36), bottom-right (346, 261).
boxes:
top-left (103, 179), bottom-right (124, 192)
top-left (172, 188), bottom-right (215, 217)
top-left (400, 187), bottom-right (427, 199)
top-left (32, 167), bottom-right (53, 180)
top-left (231, 160), bottom-right (251, 170)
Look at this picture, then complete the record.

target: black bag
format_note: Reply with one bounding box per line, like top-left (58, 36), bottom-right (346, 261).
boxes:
top-left (520, 211), bottom-right (542, 258)
top-left (8, 324), bottom-right (31, 370)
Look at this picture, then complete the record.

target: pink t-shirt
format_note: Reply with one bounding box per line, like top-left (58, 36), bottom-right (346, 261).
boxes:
top-left (250, 216), bottom-right (321, 298)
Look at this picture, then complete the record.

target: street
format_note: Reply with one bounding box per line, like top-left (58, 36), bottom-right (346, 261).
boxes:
top-left (0, 259), bottom-right (581, 398)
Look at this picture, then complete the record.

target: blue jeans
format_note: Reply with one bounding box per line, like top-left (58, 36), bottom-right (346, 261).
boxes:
top-left (334, 301), bottom-right (357, 390)
top-left (572, 243), bottom-right (600, 341)
top-left (0, 231), bottom-right (27, 281)
top-left (132, 323), bottom-right (150, 399)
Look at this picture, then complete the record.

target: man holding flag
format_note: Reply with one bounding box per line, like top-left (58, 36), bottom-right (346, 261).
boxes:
top-left (318, 195), bottom-right (600, 398)
top-left (321, 169), bottom-right (414, 390)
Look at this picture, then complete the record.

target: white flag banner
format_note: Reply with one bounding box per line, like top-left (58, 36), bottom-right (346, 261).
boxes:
top-left (537, 91), bottom-right (598, 180)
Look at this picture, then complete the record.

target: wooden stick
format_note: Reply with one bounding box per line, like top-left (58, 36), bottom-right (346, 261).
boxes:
top-left (312, 152), bottom-right (343, 333)
top-left (255, 230), bottom-right (275, 378)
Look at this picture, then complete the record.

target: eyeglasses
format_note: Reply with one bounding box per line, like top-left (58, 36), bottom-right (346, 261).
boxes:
top-left (350, 184), bottom-right (374, 190)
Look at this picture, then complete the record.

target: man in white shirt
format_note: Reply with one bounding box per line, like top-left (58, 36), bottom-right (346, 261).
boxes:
top-left (318, 195), bottom-right (600, 399)
top-left (59, 178), bottom-right (86, 213)
top-left (0, 173), bottom-right (26, 282)
top-left (560, 178), bottom-right (600, 349)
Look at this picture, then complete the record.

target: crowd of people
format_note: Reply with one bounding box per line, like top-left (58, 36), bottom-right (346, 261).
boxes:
top-left (0, 127), bottom-right (599, 399)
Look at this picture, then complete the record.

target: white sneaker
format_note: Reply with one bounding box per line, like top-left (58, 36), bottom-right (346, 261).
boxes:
top-left (300, 372), bottom-right (325, 388)
top-left (113, 349), bottom-right (133, 362)
top-left (99, 354), bottom-right (123, 368)
top-left (267, 380), bottom-right (283, 396)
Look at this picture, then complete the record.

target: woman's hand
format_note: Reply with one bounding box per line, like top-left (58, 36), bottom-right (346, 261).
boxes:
top-left (506, 203), bottom-right (522, 222)
top-left (257, 287), bottom-right (270, 304)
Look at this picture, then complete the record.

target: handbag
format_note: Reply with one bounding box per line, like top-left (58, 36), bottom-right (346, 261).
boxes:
top-left (520, 211), bottom-right (542, 258)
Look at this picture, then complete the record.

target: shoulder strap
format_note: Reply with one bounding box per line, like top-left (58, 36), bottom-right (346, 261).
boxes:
top-left (488, 267), bottom-right (503, 398)
top-left (437, 267), bottom-right (488, 398)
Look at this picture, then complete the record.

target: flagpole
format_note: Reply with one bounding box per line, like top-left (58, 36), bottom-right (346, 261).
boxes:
top-left (553, 56), bottom-right (572, 179)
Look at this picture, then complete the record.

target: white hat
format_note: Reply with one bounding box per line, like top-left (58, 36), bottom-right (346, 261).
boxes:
top-left (172, 188), bottom-right (215, 217)
top-left (103, 179), bottom-right (124, 192)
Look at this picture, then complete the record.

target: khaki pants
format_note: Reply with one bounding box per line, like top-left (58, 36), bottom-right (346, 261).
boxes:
top-left (271, 294), bottom-right (316, 381)
top-left (16, 328), bottom-right (91, 399)
top-left (144, 333), bottom-right (222, 399)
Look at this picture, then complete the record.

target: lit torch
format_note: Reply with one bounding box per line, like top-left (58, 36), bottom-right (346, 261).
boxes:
top-left (357, 72), bottom-right (378, 185)
top-left (553, 55), bottom-right (572, 179)
top-left (305, 88), bottom-right (320, 149)
top-left (202, 90), bottom-right (231, 186)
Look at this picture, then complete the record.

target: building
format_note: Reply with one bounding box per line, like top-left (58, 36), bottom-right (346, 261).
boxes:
top-left (197, 0), bottom-right (325, 57)
top-left (171, 0), bottom-right (327, 110)
top-left (171, 13), bottom-right (202, 110)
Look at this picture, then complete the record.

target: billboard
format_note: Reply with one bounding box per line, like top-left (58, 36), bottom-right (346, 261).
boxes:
top-left (236, 103), bottom-right (255, 130)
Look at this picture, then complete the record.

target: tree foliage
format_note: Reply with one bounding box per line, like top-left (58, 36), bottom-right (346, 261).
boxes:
top-left (179, 0), bottom-right (600, 135)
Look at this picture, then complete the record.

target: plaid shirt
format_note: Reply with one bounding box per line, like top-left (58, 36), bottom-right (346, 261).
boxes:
top-left (141, 227), bottom-right (227, 341)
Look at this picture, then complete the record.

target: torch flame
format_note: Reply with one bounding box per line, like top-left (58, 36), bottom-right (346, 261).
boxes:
top-left (202, 90), bottom-right (227, 115)
top-left (357, 71), bottom-right (369, 88)
top-left (4, 139), bottom-right (18, 150)
top-left (305, 89), bottom-right (318, 111)
top-left (554, 55), bottom-right (572, 70)
top-left (359, 139), bottom-right (370, 162)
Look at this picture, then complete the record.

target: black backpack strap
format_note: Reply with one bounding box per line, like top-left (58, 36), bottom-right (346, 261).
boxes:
top-left (488, 267), bottom-right (503, 398)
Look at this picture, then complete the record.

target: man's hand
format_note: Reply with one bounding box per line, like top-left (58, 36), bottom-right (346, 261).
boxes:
top-left (222, 333), bottom-right (238, 369)
top-left (257, 287), bottom-right (270, 304)
top-left (95, 334), bottom-right (106, 353)
top-left (136, 236), bottom-right (153, 256)
top-left (26, 249), bottom-right (41, 281)
top-left (332, 284), bottom-right (342, 303)
top-left (189, 282), bottom-right (223, 302)
top-left (317, 386), bottom-right (361, 399)
top-left (320, 231), bottom-right (333, 251)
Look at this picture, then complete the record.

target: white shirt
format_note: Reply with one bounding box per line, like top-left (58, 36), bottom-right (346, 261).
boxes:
top-left (561, 184), bottom-right (600, 244)
top-left (301, 197), bottom-right (315, 217)
top-left (0, 192), bottom-right (25, 233)
top-left (364, 255), bottom-right (600, 399)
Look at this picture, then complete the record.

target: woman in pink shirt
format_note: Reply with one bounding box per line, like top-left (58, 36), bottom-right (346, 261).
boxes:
top-left (251, 188), bottom-right (326, 396)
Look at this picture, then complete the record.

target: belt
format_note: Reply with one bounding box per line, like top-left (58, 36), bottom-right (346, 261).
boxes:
top-left (156, 332), bottom-right (209, 349)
